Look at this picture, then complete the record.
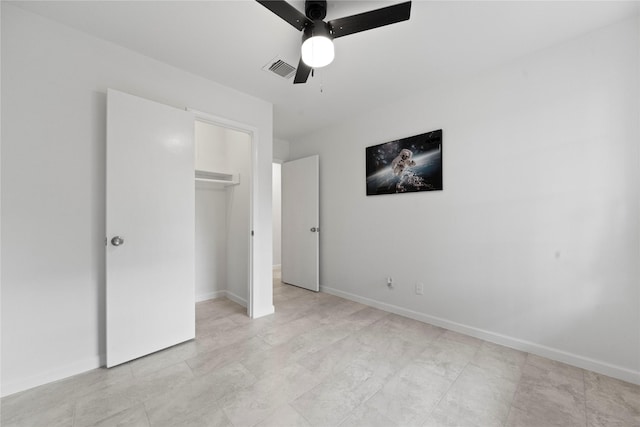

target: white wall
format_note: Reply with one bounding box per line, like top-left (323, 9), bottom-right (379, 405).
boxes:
top-left (195, 121), bottom-right (231, 174)
top-left (1, 4), bottom-right (273, 396)
top-left (195, 184), bottom-right (228, 301)
top-left (290, 17), bottom-right (640, 384)
top-left (225, 130), bottom-right (252, 304)
top-left (273, 138), bottom-right (291, 162)
top-left (272, 163), bottom-right (282, 267)
top-left (0, 4), bottom-right (3, 391)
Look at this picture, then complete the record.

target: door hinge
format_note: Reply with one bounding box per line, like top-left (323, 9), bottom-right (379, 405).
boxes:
top-left (251, 230), bottom-right (254, 236)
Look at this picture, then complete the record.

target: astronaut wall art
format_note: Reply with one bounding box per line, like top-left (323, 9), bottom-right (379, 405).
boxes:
top-left (366, 129), bottom-right (443, 195)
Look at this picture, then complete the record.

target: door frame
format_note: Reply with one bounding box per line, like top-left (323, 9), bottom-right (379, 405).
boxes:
top-left (188, 108), bottom-right (258, 318)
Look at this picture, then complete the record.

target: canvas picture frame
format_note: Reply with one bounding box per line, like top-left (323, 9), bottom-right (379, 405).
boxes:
top-left (366, 129), bottom-right (443, 196)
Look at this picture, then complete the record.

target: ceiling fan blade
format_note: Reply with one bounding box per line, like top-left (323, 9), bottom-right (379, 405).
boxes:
top-left (256, 0), bottom-right (312, 31)
top-left (293, 57), bottom-right (312, 84)
top-left (328, 1), bottom-right (411, 39)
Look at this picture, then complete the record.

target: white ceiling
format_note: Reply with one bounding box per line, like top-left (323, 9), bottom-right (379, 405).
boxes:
top-left (12, 1), bottom-right (639, 141)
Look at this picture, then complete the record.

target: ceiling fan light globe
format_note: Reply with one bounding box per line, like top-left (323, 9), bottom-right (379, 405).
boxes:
top-left (301, 36), bottom-right (334, 68)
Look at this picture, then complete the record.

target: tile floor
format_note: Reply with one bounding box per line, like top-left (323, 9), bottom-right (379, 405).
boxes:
top-left (2, 274), bottom-right (640, 426)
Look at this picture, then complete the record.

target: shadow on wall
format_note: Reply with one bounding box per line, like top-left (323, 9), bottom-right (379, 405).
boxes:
top-left (94, 90), bottom-right (107, 364)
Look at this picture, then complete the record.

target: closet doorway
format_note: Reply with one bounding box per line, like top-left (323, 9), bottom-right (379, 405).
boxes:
top-left (194, 118), bottom-right (253, 314)
top-left (272, 162), bottom-right (282, 276)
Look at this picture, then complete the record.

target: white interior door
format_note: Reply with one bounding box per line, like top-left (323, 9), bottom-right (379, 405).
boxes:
top-left (106, 89), bottom-right (195, 367)
top-left (282, 155), bottom-right (319, 291)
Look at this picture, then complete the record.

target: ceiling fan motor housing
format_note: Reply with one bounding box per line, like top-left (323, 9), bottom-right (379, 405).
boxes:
top-left (305, 0), bottom-right (327, 20)
top-left (302, 20), bottom-right (333, 43)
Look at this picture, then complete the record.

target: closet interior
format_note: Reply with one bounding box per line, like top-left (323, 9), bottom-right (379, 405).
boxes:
top-left (194, 120), bottom-right (251, 308)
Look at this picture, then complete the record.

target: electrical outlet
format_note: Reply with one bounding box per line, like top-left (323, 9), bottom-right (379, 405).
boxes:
top-left (415, 282), bottom-right (424, 295)
top-left (387, 277), bottom-right (393, 288)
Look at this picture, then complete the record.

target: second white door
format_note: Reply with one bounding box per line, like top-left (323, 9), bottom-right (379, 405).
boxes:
top-left (282, 155), bottom-right (319, 292)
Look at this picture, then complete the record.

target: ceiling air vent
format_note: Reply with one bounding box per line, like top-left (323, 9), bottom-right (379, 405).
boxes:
top-left (262, 57), bottom-right (296, 80)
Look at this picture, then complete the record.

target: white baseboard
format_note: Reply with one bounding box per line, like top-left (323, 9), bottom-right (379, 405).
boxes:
top-left (320, 285), bottom-right (640, 386)
top-left (225, 290), bottom-right (247, 307)
top-left (196, 290), bottom-right (247, 308)
top-left (195, 290), bottom-right (226, 302)
top-left (1, 355), bottom-right (102, 398)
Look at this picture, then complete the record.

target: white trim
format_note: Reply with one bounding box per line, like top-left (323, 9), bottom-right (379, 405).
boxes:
top-left (187, 108), bottom-right (259, 319)
top-left (188, 109), bottom-right (258, 136)
top-left (195, 290), bottom-right (227, 302)
top-left (195, 290), bottom-right (251, 310)
top-left (1, 356), bottom-right (102, 398)
top-left (225, 290), bottom-right (248, 308)
top-left (252, 304), bottom-right (276, 319)
top-left (320, 285), bottom-right (640, 386)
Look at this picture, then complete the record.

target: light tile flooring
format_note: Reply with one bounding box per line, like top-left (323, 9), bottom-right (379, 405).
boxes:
top-left (2, 274), bottom-right (640, 427)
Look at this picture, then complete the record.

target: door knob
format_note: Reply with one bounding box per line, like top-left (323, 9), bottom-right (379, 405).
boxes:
top-left (111, 236), bottom-right (125, 246)
top-left (310, 227), bottom-right (319, 232)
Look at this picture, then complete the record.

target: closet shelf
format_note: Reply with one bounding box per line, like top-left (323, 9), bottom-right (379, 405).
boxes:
top-left (195, 170), bottom-right (240, 186)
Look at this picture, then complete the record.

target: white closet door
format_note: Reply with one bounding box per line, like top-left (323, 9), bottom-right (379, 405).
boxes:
top-left (282, 155), bottom-right (319, 292)
top-left (106, 89), bottom-right (195, 367)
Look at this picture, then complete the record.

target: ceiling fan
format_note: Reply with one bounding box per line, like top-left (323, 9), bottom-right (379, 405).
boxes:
top-left (257, 0), bottom-right (412, 84)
